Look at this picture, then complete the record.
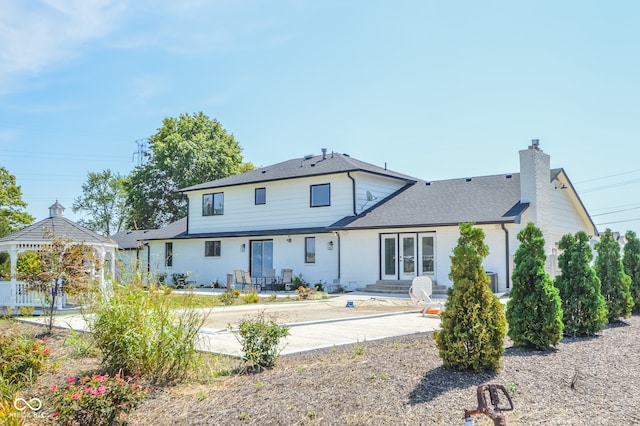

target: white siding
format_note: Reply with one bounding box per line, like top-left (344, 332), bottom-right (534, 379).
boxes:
top-left (351, 172), bottom-right (407, 214)
top-left (187, 175), bottom-right (354, 234)
top-left (550, 183), bottom-right (594, 245)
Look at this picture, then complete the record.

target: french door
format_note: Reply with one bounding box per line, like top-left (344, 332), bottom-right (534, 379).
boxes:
top-left (381, 233), bottom-right (435, 280)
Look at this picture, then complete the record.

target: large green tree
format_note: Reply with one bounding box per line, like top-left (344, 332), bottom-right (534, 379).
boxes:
top-left (506, 223), bottom-right (563, 350)
top-left (595, 228), bottom-right (633, 322)
top-left (434, 223), bottom-right (506, 372)
top-left (72, 169), bottom-right (128, 236)
top-left (125, 112), bottom-right (248, 229)
top-left (622, 231), bottom-right (640, 313)
top-left (0, 166), bottom-right (34, 237)
top-left (555, 231), bottom-right (607, 336)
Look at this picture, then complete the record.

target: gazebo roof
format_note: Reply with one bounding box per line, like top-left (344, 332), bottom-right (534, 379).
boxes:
top-left (0, 202), bottom-right (115, 246)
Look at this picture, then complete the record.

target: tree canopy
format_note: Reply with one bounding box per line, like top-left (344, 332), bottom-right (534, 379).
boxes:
top-left (623, 230), bottom-right (640, 313)
top-left (0, 166), bottom-right (34, 237)
top-left (72, 169), bottom-right (128, 236)
top-left (125, 112), bottom-right (248, 229)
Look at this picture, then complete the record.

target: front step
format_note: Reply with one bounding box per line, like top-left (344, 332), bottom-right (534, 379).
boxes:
top-left (357, 280), bottom-right (448, 295)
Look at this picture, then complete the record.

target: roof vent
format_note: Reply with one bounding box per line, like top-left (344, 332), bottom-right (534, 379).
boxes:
top-left (465, 177), bottom-right (472, 182)
top-left (506, 174), bottom-right (512, 179)
top-left (261, 170), bottom-right (267, 174)
top-left (321, 148), bottom-right (327, 159)
top-left (304, 154), bottom-right (314, 160)
top-left (425, 182), bottom-right (431, 186)
top-left (343, 153), bottom-right (350, 157)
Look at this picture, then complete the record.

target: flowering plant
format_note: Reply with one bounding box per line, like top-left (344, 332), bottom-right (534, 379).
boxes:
top-left (295, 285), bottom-right (314, 299)
top-left (50, 373), bottom-right (148, 425)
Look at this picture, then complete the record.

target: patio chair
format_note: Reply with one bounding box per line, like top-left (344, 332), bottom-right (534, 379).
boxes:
top-left (234, 270), bottom-right (244, 290)
top-left (408, 276), bottom-right (444, 316)
top-left (243, 270), bottom-right (260, 293)
top-left (264, 269), bottom-right (277, 291)
top-left (281, 268), bottom-right (293, 291)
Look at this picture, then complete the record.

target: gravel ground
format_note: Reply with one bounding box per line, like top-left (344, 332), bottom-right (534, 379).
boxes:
top-left (8, 306), bottom-right (640, 425)
top-left (129, 315), bottom-right (640, 426)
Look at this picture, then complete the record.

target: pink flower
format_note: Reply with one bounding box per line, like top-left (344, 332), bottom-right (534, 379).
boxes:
top-left (52, 412), bottom-right (59, 418)
top-left (67, 377), bottom-right (75, 383)
top-left (90, 389), bottom-right (99, 395)
top-left (84, 387), bottom-right (92, 393)
top-left (43, 348), bottom-right (50, 355)
top-left (72, 393), bottom-right (81, 399)
top-left (97, 385), bottom-right (107, 394)
top-left (50, 385), bottom-right (58, 391)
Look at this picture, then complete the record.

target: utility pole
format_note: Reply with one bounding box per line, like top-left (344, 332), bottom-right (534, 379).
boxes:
top-left (132, 139), bottom-right (147, 166)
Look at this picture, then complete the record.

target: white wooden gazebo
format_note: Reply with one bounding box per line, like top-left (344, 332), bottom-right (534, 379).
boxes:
top-left (0, 201), bottom-right (116, 309)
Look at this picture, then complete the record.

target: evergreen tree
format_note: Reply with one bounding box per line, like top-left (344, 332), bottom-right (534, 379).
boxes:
top-left (506, 223), bottom-right (563, 350)
top-left (434, 223), bottom-right (506, 371)
top-left (555, 231), bottom-right (607, 336)
top-left (622, 231), bottom-right (640, 314)
top-left (595, 229), bottom-right (633, 322)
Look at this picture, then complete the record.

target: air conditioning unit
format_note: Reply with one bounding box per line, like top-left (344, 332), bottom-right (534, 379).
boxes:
top-left (486, 272), bottom-right (498, 293)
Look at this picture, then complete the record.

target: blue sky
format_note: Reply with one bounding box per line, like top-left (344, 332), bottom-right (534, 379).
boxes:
top-left (2, 1), bottom-right (640, 234)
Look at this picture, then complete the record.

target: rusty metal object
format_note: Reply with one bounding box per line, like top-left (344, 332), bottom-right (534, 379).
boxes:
top-left (464, 384), bottom-right (514, 426)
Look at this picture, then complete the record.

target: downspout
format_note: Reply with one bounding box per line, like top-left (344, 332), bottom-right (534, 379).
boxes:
top-left (347, 172), bottom-right (357, 216)
top-left (145, 243), bottom-right (150, 273)
top-left (501, 224), bottom-right (510, 290)
top-left (336, 232), bottom-right (341, 280)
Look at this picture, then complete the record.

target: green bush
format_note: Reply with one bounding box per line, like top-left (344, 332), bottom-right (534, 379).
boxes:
top-left (506, 223), bottom-right (563, 350)
top-left (434, 223), bottom-right (506, 372)
top-left (555, 231), bottom-right (607, 336)
top-left (623, 231), bottom-right (640, 313)
top-left (235, 311), bottom-right (289, 371)
top-left (90, 285), bottom-right (205, 383)
top-left (0, 331), bottom-right (50, 401)
top-left (218, 292), bottom-right (235, 306)
top-left (50, 373), bottom-right (147, 425)
top-left (241, 291), bottom-right (260, 304)
top-left (596, 228), bottom-right (634, 322)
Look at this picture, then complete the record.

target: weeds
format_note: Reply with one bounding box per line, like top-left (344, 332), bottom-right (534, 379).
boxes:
top-left (65, 327), bottom-right (97, 358)
top-left (235, 311), bottom-right (289, 371)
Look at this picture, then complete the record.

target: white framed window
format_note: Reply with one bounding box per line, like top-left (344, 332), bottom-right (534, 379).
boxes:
top-left (305, 237), bottom-right (316, 263)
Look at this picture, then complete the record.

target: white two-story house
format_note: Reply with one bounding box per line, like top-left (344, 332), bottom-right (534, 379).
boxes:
top-left (116, 142), bottom-right (597, 293)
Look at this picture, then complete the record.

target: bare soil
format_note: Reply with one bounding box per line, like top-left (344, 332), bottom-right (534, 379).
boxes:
top-left (7, 306), bottom-right (640, 425)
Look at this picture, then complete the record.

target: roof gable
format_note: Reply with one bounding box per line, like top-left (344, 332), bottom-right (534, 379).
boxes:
top-left (0, 217), bottom-right (114, 245)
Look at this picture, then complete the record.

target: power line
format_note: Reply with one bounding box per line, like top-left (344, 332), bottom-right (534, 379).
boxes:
top-left (574, 168), bottom-right (640, 185)
top-left (580, 178), bottom-right (640, 194)
top-left (591, 206), bottom-right (640, 217)
top-left (596, 218), bottom-right (640, 226)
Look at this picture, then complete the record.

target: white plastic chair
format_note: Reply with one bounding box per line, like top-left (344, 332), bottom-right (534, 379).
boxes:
top-left (408, 276), bottom-right (444, 316)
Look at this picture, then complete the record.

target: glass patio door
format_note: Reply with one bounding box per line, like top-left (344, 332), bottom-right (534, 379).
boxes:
top-left (399, 234), bottom-right (416, 280)
top-left (250, 240), bottom-right (273, 278)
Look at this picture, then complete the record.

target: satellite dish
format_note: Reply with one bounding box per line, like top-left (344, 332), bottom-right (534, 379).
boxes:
top-left (366, 191), bottom-right (377, 202)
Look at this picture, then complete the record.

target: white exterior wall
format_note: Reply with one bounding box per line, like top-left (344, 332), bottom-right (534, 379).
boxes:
top-left (351, 172), bottom-right (406, 214)
top-left (339, 223), bottom-right (513, 292)
top-left (146, 233), bottom-right (339, 288)
top-left (187, 175), bottom-right (355, 233)
top-left (550, 181), bottom-right (595, 245)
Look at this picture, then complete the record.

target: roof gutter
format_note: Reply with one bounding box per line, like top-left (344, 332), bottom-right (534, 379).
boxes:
top-left (347, 172), bottom-right (357, 216)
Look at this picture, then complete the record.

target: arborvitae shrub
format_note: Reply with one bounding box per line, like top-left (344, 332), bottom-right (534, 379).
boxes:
top-left (555, 231), bottom-right (607, 336)
top-left (434, 223), bottom-right (506, 371)
top-left (595, 228), bottom-right (634, 322)
top-left (506, 223), bottom-right (563, 350)
top-left (622, 231), bottom-right (640, 314)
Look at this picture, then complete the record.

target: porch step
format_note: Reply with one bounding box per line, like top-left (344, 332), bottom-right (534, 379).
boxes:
top-left (357, 280), bottom-right (448, 295)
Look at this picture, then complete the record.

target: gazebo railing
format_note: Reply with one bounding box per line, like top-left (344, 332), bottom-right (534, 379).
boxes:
top-left (0, 280), bottom-right (67, 309)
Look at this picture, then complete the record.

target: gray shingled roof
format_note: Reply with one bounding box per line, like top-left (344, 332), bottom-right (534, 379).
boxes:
top-left (332, 171), bottom-right (540, 229)
top-left (0, 216), bottom-right (115, 244)
top-left (180, 152), bottom-right (416, 192)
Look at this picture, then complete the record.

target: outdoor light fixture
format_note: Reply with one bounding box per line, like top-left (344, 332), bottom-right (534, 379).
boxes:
top-left (241, 243), bottom-right (246, 252)
top-left (328, 241), bottom-right (334, 250)
top-left (286, 237), bottom-right (292, 243)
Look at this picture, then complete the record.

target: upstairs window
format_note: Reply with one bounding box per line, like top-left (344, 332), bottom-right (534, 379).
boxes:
top-left (203, 192), bottom-right (224, 216)
top-left (310, 184), bottom-right (330, 207)
top-left (205, 241), bottom-right (221, 257)
top-left (255, 187), bottom-right (266, 205)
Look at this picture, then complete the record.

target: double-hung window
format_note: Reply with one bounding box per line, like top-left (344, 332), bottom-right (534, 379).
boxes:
top-left (203, 192), bottom-right (224, 216)
top-left (310, 184), bottom-right (330, 207)
top-left (205, 241), bottom-right (221, 257)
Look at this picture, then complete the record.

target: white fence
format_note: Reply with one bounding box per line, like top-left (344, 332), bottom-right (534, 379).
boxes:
top-left (0, 280), bottom-right (68, 310)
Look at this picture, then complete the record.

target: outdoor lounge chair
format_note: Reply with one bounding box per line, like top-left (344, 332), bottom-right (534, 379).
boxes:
top-left (234, 269), bottom-right (244, 290)
top-left (242, 270), bottom-right (260, 293)
top-left (281, 269), bottom-right (293, 291)
top-left (408, 276), bottom-right (444, 316)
